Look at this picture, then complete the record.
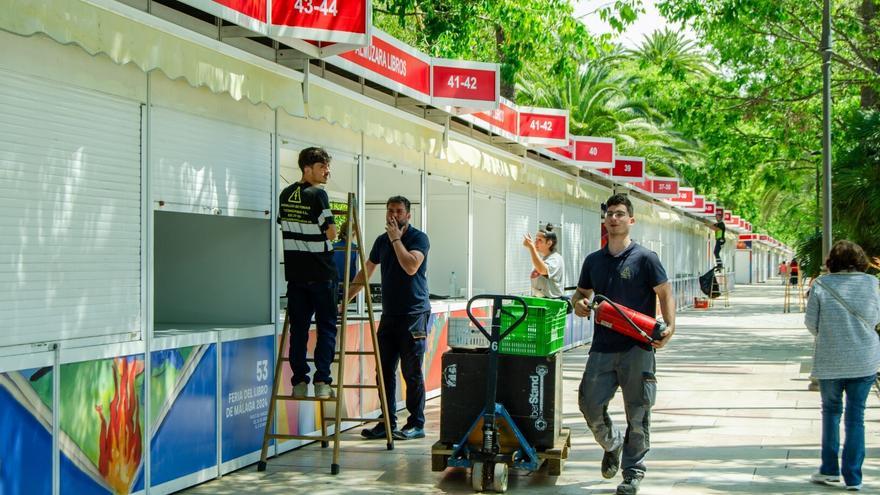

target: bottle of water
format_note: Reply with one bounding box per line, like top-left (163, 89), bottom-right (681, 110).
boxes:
top-left (449, 271), bottom-right (457, 299)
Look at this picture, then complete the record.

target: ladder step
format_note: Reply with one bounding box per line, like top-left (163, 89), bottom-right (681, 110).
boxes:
top-left (269, 433), bottom-right (336, 441)
top-left (338, 384), bottom-right (380, 389)
top-left (275, 395), bottom-right (338, 402)
top-left (322, 417), bottom-right (385, 423)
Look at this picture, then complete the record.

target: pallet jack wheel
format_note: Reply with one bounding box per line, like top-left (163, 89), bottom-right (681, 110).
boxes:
top-left (491, 463), bottom-right (508, 493)
top-left (471, 461), bottom-right (485, 492)
top-left (331, 463), bottom-right (340, 475)
top-left (256, 461), bottom-right (267, 472)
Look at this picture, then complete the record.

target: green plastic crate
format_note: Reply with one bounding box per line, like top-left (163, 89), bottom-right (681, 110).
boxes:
top-left (498, 296), bottom-right (567, 356)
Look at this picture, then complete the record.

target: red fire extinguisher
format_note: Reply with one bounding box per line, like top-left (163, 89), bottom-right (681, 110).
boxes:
top-left (589, 294), bottom-right (666, 344)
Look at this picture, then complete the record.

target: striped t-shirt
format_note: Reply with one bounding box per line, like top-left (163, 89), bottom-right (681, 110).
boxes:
top-left (278, 182), bottom-right (337, 283)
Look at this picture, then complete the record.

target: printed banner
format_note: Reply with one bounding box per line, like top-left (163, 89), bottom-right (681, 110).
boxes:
top-left (462, 97), bottom-right (518, 141)
top-left (222, 336), bottom-right (274, 462)
top-left (0, 367), bottom-right (53, 495)
top-left (150, 345), bottom-right (217, 486)
top-left (329, 28), bottom-right (431, 103)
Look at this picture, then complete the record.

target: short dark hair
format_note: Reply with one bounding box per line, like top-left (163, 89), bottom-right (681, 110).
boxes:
top-left (386, 195), bottom-right (411, 213)
top-left (298, 147), bottom-right (331, 172)
top-left (826, 240), bottom-right (869, 273)
top-left (539, 223), bottom-right (559, 252)
top-left (605, 194), bottom-right (633, 216)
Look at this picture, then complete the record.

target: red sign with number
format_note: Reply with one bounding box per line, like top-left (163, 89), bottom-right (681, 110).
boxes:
top-left (272, 0), bottom-right (369, 39)
top-left (518, 107), bottom-right (568, 147)
top-left (331, 29), bottom-right (431, 102)
top-left (634, 177), bottom-right (652, 193)
top-left (545, 139), bottom-right (574, 160)
top-left (687, 195), bottom-right (705, 211)
top-left (465, 97), bottom-right (518, 141)
top-left (704, 202), bottom-right (716, 216)
top-left (612, 156), bottom-right (645, 182)
top-left (177, 0), bottom-right (268, 31)
top-left (573, 137), bottom-right (615, 169)
top-left (431, 59), bottom-right (499, 110)
top-left (651, 178), bottom-right (679, 198)
top-left (724, 211), bottom-right (733, 222)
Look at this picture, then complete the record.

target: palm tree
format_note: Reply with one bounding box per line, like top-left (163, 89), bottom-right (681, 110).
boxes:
top-left (516, 56), bottom-right (703, 176)
top-left (628, 28), bottom-right (714, 80)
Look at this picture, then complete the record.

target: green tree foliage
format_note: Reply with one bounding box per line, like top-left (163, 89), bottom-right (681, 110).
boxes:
top-left (654, 0), bottom-right (880, 256)
top-left (372, 0), bottom-right (643, 96)
top-left (515, 55), bottom-right (702, 176)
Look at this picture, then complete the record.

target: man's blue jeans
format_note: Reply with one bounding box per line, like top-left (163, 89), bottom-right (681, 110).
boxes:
top-left (288, 280), bottom-right (338, 385)
top-left (818, 375), bottom-right (875, 487)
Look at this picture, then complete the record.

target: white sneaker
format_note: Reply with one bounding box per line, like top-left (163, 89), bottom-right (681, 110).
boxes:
top-left (314, 382), bottom-right (335, 399)
top-left (846, 484), bottom-right (862, 491)
top-left (292, 381), bottom-right (308, 399)
top-left (810, 472), bottom-right (840, 485)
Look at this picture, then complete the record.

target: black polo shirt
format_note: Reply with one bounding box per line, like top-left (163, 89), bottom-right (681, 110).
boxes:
top-left (369, 226), bottom-right (430, 316)
top-left (577, 242), bottom-right (668, 353)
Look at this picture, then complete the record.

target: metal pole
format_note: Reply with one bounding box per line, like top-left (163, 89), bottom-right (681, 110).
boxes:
top-left (821, 0), bottom-right (833, 261)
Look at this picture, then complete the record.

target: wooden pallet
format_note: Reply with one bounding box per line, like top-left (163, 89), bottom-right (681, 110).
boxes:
top-left (431, 427), bottom-right (571, 476)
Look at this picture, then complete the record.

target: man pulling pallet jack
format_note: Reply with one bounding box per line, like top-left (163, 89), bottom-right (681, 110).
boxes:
top-left (572, 194), bottom-right (677, 495)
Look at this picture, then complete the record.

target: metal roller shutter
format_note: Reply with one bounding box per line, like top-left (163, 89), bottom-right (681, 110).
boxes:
top-left (0, 69), bottom-right (142, 347)
top-left (505, 192), bottom-right (537, 295)
top-left (562, 205), bottom-right (583, 289)
top-left (151, 107), bottom-right (272, 216)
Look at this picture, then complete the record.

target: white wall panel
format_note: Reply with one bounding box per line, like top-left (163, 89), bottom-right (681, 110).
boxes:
top-left (0, 70), bottom-right (142, 346)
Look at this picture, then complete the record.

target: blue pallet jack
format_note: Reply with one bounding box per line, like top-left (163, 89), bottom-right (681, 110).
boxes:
top-left (446, 295), bottom-right (542, 492)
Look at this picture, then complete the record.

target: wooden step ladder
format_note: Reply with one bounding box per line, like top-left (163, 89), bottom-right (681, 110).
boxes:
top-left (257, 192), bottom-right (394, 475)
top-left (783, 264), bottom-right (805, 313)
top-left (709, 266), bottom-right (731, 308)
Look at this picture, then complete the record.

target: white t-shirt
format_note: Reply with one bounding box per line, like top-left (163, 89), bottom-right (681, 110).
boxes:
top-left (530, 252), bottom-right (564, 298)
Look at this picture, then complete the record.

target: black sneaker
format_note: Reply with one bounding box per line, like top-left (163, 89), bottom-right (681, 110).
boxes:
top-left (601, 446), bottom-right (622, 479)
top-left (616, 472), bottom-right (644, 495)
top-left (361, 424), bottom-right (397, 440)
top-left (393, 426), bottom-right (425, 440)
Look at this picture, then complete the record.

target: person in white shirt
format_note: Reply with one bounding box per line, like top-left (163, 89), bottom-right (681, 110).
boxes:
top-left (523, 223), bottom-right (564, 298)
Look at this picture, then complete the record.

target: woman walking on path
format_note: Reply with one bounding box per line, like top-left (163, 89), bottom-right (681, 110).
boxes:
top-left (806, 240), bottom-right (880, 492)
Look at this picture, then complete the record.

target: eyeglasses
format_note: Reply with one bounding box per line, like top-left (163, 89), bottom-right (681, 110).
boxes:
top-left (606, 211), bottom-right (629, 219)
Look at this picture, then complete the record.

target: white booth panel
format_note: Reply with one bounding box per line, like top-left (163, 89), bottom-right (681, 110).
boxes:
top-left (473, 188), bottom-right (506, 295)
top-left (0, 70), bottom-right (142, 347)
top-left (506, 192), bottom-right (537, 295)
top-left (562, 205), bottom-right (584, 289)
top-left (426, 176), bottom-right (469, 297)
top-left (152, 107), bottom-right (271, 216)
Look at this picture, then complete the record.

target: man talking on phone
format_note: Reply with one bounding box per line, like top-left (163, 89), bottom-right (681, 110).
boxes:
top-left (343, 195), bottom-right (430, 441)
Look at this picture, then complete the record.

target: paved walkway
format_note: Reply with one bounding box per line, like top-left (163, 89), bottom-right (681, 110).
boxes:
top-left (182, 283), bottom-right (880, 494)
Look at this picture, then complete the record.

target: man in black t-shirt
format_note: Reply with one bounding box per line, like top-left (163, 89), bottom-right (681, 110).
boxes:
top-left (344, 195), bottom-right (430, 441)
top-left (279, 147), bottom-right (338, 400)
top-left (712, 211), bottom-right (726, 268)
top-left (572, 194), bottom-right (676, 495)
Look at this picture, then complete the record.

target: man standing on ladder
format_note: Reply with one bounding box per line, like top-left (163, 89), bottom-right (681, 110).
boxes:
top-left (572, 194), bottom-right (676, 495)
top-left (712, 210), bottom-right (726, 268)
top-left (279, 147), bottom-right (338, 400)
top-left (344, 196), bottom-right (430, 441)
